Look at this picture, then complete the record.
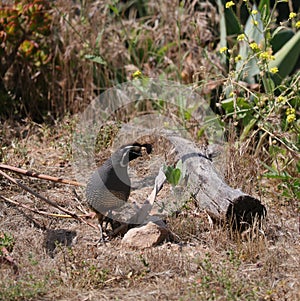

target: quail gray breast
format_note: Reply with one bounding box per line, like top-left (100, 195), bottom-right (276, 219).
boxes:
top-left (86, 142), bottom-right (152, 241)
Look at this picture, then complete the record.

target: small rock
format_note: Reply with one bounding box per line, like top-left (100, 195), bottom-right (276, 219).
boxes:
top-left (122, 221), bottom-right (169, 248)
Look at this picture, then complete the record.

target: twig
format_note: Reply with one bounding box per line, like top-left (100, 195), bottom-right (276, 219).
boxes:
top-left (0, 195), bottom-right (92, 219)
top-left (0, 245), bottom-right (19, 275)
top-left (0, 170), bottom-right (97, 230)
top-left (0, 163), bottom-right (85, 187)
top-left (259, 127), bottom-right (299, 157)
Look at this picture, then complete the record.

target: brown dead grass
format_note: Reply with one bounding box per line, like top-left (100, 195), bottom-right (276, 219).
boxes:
top-left (0, 118), bottom-right (299, 301)
top-left (1, 1), bottom-right (299, 299)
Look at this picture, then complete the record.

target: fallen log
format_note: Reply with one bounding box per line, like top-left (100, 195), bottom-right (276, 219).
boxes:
top-left (166, 134), bottom-right (267, 230)
top-left (108, 124), bottom-right (267, 230)
top-left (105, 133), bottom-right (266, 231)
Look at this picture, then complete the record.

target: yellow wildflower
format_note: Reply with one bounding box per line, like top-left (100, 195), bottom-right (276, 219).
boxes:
top-left (259, 51), bottom-right (274, 61)
top-left (286, 108), bottom-right (295, 115)
top-left (286, 114), bottom-right (296, 123)
top-left (220, 46), bottom-right (228, 54)
top-left (235, 54), bottom-right (242, 62)
top-left (225, 1), bottom-right (235, 9)
top-left (252, 20), bottom-right (258, 26)
top-left (289, 12), bottom-right (297, 19)
top-left (296, 21), bottom-right (300, 29)
top-left (270, 67), bottom-right (279, 74)
top-left (132, 70), bottom-right (142, 78)
top-left (249, 42), bottom-right (259, 51)
top-left (276, 95), bottom-right (287, 104)
top-left (237, 34), bottom-right (245, 41)
top-left (251, 10), bottom-right (258, 15)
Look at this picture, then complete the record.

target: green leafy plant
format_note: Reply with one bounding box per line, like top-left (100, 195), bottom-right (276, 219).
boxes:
top-left (0, 0), bottom-right (54, 119)
top-left (218, 1), bottom-right (299, 139)
top-left (163, 161), bottom-right (183, 186)
top-left (216, 0), bottom-right (299, 206)
top-left (0, 277), bottom-right (47, 301)
top-left (0, 232), bottom-right (15, 255)
top-left (262, 159), bottom-right (300, 203)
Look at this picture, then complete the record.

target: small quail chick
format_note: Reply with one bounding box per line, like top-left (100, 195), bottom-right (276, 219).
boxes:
top-left (86, 142), bottom-right (152, 241)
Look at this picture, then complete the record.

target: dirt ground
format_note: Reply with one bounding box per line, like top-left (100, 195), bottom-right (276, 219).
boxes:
top-left (0, 119), bottom-right (299, 301)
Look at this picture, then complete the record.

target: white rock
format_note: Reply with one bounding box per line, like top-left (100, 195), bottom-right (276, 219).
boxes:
top-left (122, 221), bottom-right (169, 248)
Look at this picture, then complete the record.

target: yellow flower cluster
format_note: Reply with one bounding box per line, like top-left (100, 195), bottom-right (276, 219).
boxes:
top-left (259, 51), bottom-right (275, 61)
top-left (289, 12), bottom-right (297, 19)
top-left (237, 34), bottom-right (245, 41)
top-left (225, 1), bottom-right (235, 8)
top-left (132, 70), bottom-right (142, 78)
top-left (270, 67), bottom-right (278, 74)
top-left (249, 42), bottom-right (260, 51)
top-left (235, 54), bottom-right (242, 62)
top-left (220, 46), bottom-right (228, 54)
top-left (286, 108), bottom-right (296, 123)
top-left (276, 95), bottom-right (287, 104)
top-left (296, 21), bottom-right (300, 29)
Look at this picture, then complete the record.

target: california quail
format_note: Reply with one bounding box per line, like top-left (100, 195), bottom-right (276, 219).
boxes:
top-left (86, 142), bottom-right (152, 241)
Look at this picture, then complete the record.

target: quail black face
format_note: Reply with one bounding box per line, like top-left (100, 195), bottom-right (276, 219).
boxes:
top-left (128, 145), bottom-right (143, 161)
top-left (116, 145), bottom-right (140, 167)
top-left (118, 142), bottom-right (152, 166)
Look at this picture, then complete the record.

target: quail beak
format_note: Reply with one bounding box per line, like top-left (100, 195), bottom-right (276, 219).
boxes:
top-left (142, 143), bottom-right (152, 154)
top-left (125, 143), bottom-right (152, 159)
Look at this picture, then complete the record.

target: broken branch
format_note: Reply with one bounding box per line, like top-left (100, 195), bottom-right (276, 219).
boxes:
top-left (0, 170), bottom-right (97, 229)
top-left (0, 163), bottom-right (85, 187)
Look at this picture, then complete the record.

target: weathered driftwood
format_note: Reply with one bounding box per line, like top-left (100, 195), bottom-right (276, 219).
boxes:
top-left (166, 134), bottom-right (267, 230)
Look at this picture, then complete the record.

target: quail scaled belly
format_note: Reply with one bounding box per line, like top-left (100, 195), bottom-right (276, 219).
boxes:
top-left (86, 142), bottom-right (152, 241)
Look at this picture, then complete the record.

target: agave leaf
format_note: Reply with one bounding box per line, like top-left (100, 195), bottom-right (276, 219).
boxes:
top-left (236, 5), bottom-right (264, 84)
top-left (219, 0), bottom-right (241, 36)
top-left (216, 0), bottom-right (227, 65)
top-left (271, 28), bottom-right (294, 53)
top-left (269, 30), bottom-right (300, 84)
top-left (240, 117), bottom-right (257, 141)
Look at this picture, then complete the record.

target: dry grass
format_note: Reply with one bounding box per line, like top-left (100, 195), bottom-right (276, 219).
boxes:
top-left (1, 1), bottom-right (299, 300)
top-left (1, 0), bottom-right (223, 119)
top-left (0, 119), bottom-right (299, 301)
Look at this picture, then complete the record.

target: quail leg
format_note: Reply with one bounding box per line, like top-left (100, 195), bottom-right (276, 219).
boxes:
top-left (96, 213), bottom-right (106, 244)
top-left (112, 222), bottom-right (128, 236)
